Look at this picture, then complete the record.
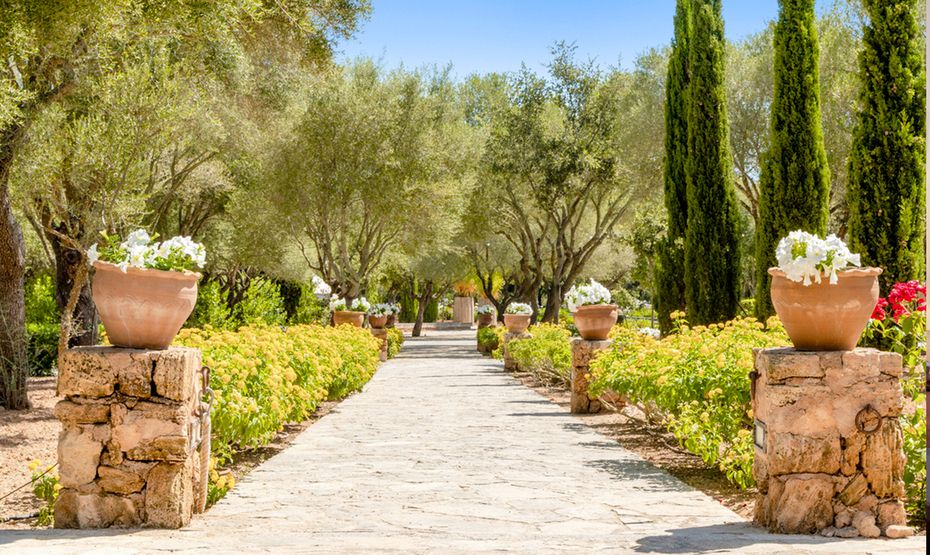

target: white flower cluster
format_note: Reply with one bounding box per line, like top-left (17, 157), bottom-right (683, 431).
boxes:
top-left (475, 304), bottom-right (496, 315)
top-left (329, 295), bottom-right (371, 312)
top-left (775, 230), bottom-right (861, 286)
top-left (87, 229), bottom-right (206, 273)
top-left (505, 302), bottom-right (532, 315)
top-left (564, 279), bottom-right (612, 312)
top-left (638, 327), bottom-right (661, 339)
top-left (311, 276), bottom-right (332, 297)
top-left (369, 303), bottom-right (393, 316)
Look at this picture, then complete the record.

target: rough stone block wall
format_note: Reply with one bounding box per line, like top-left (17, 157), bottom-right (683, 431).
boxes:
top-left (569, 338), bottom-right (612, 414)
top-left (371, 328), bottom-right (388, 362)
top-left (752, 347), bottom-right (912, 538)
top-left (502, 332), bottom-right (530, 371)
top-left (54, 347), bottom-right (209, 529)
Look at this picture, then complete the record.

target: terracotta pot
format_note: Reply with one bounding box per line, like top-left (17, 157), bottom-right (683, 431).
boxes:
top-left (573, 304), bottom-right (619, 341)
top-left (477, 313), bottom-right (495, 328)
top-left (369, 314), bottom-right (388, 329)
top-left (333, 310), bottom-right (365, 328)
top-left (503, 313), bottom-right (531, 334)
top-left (768, 267), bottom-right (882, 351)
top-left (92, 261), bottom-right (200, 350)
top-left (386, 313), bottom-right (397, 328)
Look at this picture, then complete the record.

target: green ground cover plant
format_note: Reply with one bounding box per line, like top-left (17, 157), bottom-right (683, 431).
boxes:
top-left (386, 327), bottom-right (404, 359)
top-left (506, 324), bottom-right (572, 386)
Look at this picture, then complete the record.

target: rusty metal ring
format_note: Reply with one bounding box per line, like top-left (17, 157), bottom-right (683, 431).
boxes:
top-left (855, 404), bottom-right (882, 434)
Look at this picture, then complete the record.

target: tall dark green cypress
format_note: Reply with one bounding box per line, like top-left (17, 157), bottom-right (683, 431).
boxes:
top-left (847, 0), bottom-right (925, 293)
top-left (683, 0), bottom-right (741, 325)
top-left (655, 0), bottom-right (691, 333)
top-left (754, 0), bottom-right (831, 319)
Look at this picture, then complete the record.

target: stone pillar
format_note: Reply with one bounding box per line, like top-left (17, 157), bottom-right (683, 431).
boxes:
top-left (371, 328), bottom-right (388, 362)
top-left (54, 347), bottom-right (210, 529)
top-left (502, 332), bottom-right (530, 371)
top-left (570, 338), bottom-right (612, 414)
top-left (453, 296), bottom-right (475, 324)
top-left (752, 348), bottom-right (912, 538)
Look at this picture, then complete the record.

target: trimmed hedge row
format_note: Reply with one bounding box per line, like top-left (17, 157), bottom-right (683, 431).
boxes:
top-left (506, 324), bottom-right (572, 386)
top-left (176, 324), bottom-right (380, 463)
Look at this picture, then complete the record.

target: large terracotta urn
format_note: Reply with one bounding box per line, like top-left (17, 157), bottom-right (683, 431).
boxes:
top-left (573, 304), bottom-right (619, 341)
top-left (369, 314), bottom-right (388, 329)
top-left (503, 314), bottom-right (531, 334)
top-left (768, 267), bottom-right (882, 351)
top-left (333, 311), bottom-right (365, 328)
top-left (92, 261), bottom-right (200, 350)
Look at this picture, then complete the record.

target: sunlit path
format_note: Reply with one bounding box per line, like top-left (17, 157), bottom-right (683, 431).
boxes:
top-left (1, 331), bottom-right (924, 554)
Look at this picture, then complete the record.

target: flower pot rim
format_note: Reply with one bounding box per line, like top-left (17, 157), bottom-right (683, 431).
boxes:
top-left (334, 310), bottom-right (366, 316)
top-left (573, 303), bottom-right (619, 311)
top-left (92, 260), bottom-right (201, 281)
top-left (504, 313), bottom-right (531, 318)
top-left (767, 266), bottom-right (883, 279)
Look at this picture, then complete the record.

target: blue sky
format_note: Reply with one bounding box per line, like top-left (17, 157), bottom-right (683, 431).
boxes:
top-left (338, 0), bottom-right (835, 77)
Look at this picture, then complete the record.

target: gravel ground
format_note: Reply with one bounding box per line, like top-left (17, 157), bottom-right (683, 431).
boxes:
top-left (0, 378), bottom-right (58, 528)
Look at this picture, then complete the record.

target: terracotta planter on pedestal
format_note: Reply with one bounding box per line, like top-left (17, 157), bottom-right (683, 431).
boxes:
top-left (573, 304), bottom-right (618, 341)
top-left (386, 313), bottom-right (397, 328)
top-left (92, 261), bottom-right (200, 350)
top-left (369, 314), bottom-right (388, 329)
top-left (333, 310), bottom-right (365, 328)
top-left (503, 314), bottom-right (531, 334)
top-left (477, 312), bottom-right (495, 328)
top-left (768, 267), bottom-right (881, 351)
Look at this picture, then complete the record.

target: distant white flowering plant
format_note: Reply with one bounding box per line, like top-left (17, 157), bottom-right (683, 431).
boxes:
top-left (638, 327), bottom-right (661, 339)
top-left (329, 295), bottom-right (371, 312)
top-left (311, 275), bottom-right (332, 297)
top-left (505, 302), bottom-right (532, 315)
top-left (775, 230), bottom-right (861, 286)
top-left (564, 279), bottom-right (612, 312)
top-left (369, 303), bottom-right (393, 317)
top-left (476, 305), bottom-right (495, 315)
top-left (388, 303), bottom-right (401, 314)
top-left (87, 229), bottom-right (206, 273)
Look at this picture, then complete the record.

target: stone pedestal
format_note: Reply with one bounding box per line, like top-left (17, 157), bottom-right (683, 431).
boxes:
top-left (503, 332), bottom-right (530, 371)
top-left (371, 328), bottom-right (388, 362)
top-left (570, 338), bottom-right (612, 414)
top-left (54, 347), bottom-right (210, 529)
top-left (752, 348), bottom-right (911, 538)
top-left (453, 296), bottom-right (474, 324)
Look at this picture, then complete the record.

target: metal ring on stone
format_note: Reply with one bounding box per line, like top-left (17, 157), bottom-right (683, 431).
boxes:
top-left (855, 404), bottom-right (882, 434)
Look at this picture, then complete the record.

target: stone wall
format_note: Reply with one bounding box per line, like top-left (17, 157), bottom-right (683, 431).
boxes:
top-left (752, 347), bottom-right (912, 539)
top-left (569, 338), bottom-right (613, 414)
top-left (54, 347), bottom-right (210, 529)
top-left (503, 332), bottom-right (530, 371)
top-left (371, 328), bottom-right (388, 362)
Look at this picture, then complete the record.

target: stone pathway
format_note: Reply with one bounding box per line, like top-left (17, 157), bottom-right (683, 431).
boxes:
top-left (1, 331), bottom-right (925, 554)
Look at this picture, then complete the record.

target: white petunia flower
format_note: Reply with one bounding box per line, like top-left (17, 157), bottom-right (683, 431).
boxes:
top-left (86, 244), bottom-right (99, 265)
top-left (506, 302), bottom-right (532, 315)
top-left (564, 279), bottom-right (612, 312)
top-left (775, 231), bottom-right (861, 286)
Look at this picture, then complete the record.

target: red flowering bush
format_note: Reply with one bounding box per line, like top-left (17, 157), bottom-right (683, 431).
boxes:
top-left (864, 280), bottom-right (926, 365)
top-left (862, 280), bottom-right (926, 523)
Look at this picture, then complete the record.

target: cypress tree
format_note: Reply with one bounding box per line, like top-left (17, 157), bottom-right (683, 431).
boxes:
top-left (847, 0), bottom-right (925, 293)
top-left (754, 0), bottom-right (831, 319)
top-left (683, 0), bottom-right (741, 325)
top-left (656, 0), bottom-right (691, 333)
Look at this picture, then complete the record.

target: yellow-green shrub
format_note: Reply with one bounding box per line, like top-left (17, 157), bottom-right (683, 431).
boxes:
top-left (590, 317), bottom-right (789, 488)
top-left (176, 324), bottom-right (380, 463)
top-left (386, 327), bottom-right (404, 358)
top-left (507, 324), bottom-right (572, 385)
top-left (477, 326), bottom-right (504, 357)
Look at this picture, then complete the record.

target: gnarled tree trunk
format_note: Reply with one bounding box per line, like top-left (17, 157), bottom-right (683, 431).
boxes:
top-left (0, 125), bottom-right (29, 409)
top-left (47, 224), bottom-right (98, 348)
